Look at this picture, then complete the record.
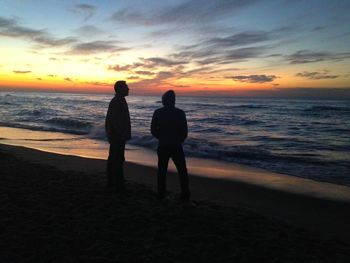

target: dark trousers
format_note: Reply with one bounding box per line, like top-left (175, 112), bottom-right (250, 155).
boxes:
top-left (157, 146), bottom-right (190, 202)
top-left (107, 142), bottom-right (126, 191)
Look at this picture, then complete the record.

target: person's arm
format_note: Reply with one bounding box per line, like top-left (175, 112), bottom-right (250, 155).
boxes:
top-left (151, 110), bottom-right (160, 139)
top-left (181, 111), bottom-right (188, 142)
top-left (106, 99), bottom-right (123, 142)
top-left (121, 102), bottom-right (131, 141)
top-left (105, 102), bottom-right (113, 143)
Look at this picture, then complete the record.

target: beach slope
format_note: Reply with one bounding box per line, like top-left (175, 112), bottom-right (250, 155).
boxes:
top-left (1, 143), bottom-right (350, 262)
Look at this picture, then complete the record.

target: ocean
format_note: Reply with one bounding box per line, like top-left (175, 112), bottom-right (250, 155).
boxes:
top-left (1, 91), bottom-right (349, 186)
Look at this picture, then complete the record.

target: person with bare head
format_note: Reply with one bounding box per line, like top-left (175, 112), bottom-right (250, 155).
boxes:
top-left (105, 80), bottom-right (131, 192)
top-left (151, 90), bottom-right (190, 203)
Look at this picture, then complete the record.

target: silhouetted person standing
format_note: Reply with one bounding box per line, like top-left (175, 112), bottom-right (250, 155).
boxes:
top-left (105, 80), bottom-right (131, 192)
top-left (151, 90), bottom-right (190, 202)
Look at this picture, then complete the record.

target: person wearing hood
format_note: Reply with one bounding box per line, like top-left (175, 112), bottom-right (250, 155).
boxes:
top-left (151, 90), bottom-right (190, 202)
top-left (105, 80), bottom-right (131, 192)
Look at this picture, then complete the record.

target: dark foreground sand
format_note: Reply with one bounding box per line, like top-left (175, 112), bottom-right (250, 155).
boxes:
top-left (1, 144), bottom-right (350, 262)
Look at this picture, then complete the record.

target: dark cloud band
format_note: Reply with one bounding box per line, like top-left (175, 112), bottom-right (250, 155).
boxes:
top-left (296, 71), bottom-right (338, 80)
top-left (287, 50), bottom-right (350, 64)
top-left (0, 16), bottom-right (77, 47)
top-left (13, 70), bottom-right (31, 74)
top-left (230, 74), bottom-right (278, 83)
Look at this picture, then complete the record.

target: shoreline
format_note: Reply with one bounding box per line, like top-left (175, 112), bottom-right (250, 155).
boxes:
top-left (1, 126), bottom-right (350, 204)
top-left (1, 142), bottom-right (350, 243)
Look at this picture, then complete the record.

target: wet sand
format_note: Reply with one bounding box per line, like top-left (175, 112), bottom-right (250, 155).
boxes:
top-left (0, 143), bottom-right (350, 262)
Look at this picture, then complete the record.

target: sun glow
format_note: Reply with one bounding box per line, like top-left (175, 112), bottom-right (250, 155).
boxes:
top-left (0, 1), bottom-right (349, 96)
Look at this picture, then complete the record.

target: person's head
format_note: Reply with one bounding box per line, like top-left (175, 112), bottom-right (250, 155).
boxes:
top-left (162, 90), bottom-right (175, 106)
top-left (114, 80), bottom-right (129, 96)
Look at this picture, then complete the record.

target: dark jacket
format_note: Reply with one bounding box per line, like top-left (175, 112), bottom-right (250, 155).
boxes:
top-left (105, 95), bottom-right (131, 143)
top-left (151, 105), bottom-right (188, 148)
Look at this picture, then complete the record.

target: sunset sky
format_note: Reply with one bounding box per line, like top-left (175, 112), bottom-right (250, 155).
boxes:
top-left (1, 0), bottom-right (350, 96)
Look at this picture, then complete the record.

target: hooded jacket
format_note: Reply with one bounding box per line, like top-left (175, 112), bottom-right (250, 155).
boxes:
top-left (151, 91), bottom-right (187, 147)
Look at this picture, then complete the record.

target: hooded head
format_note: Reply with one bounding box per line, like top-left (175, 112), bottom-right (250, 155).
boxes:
top-left (162, 90), bottom-right (175, 106)
top-left (114, 80), bottom-right (129, 96)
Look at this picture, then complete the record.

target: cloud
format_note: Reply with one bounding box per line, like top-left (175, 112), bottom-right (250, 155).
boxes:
top-left (127, 76), bottom-right (140, 80)
top-left (187, 46), bottom-right (266, 65)
top-left (109, 64), bottom-right (131, 71)
top-left (68, 41), bottom-right (129, 55)
top-left (223, 47), bottom-right (265, 61)
top-left (74, 25), bottom-right (104, 36)
top-left (108, 55), bottom-right (241, 89)
top-left (156, 71), bottom-right (175, 79)
top-left (47, 74), bottom-right (57, 77)
top-left (140, 57), bottom-right (185, 68)
top-left (107, 57), bottom-right (184, 72)
top-left (31, 36), bottom-right (77, 47)
top-left (64, 77), bottom-right (72, 82)
top-left (111, 0), bottom-right (257, 26)
top-left (68, 4), bottom-right (96, 21)
top-left (205, 32), bottom-right (269, 48)
top-left (312, 26), bottom-right (327, 32)
top-left (155, 0), bottom-right (257, 24)
top-left (134, 70), bottom-right (155, 76)
top-left (140, 32), bottom-right (282, 79)
top-left (106, 50), bottom-right (259, 89)
top-left (171, 30), bottom-right (272, 65)
top-left (0, 16), bottom-right (128, 57)
top-left (84, 81), bottom-right (111, 86)
top-left (107, 63), bottom-right (142, 72)
top-left (230, 74), bottom-right (278, 83)
top-left (0, 16), bottom-right (77, 47)
top-left (110, 9), bottom-right (146, 25)
top-left (130, 70), bottom-right (176, 89)
top-left (149, 31), bottom-right (271, 66)
top-left (162, 27), bottom-right (299, 67)
top-left (296, 70), bottom-right (338, 80)
top-left (0, 16), bottom-right (120, 56)
top-left (157, 26), bottom-right (291, 69)
top-left (287, 50), bottom-right (350, 64)
top-left (13, 70), bottom-right (31, 74)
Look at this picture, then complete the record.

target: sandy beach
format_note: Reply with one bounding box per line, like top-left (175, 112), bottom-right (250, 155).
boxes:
top-left (1, 143), bottom-right (350, 262)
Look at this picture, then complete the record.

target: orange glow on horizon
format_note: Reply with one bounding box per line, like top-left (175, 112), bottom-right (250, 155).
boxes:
top-left (0, 1), bottom-right (349, 97)
top-left (1, 58), bottom-right (350, 95)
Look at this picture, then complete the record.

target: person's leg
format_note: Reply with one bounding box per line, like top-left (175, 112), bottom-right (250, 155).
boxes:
top-left (114, 141), bottom-right (126, 191)
top-left (107, 144), bottom-right (116, 187)
top-left (157, 147), bottom-right (170, 200)
top-left (172, 147), bottom-right (190, 202)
